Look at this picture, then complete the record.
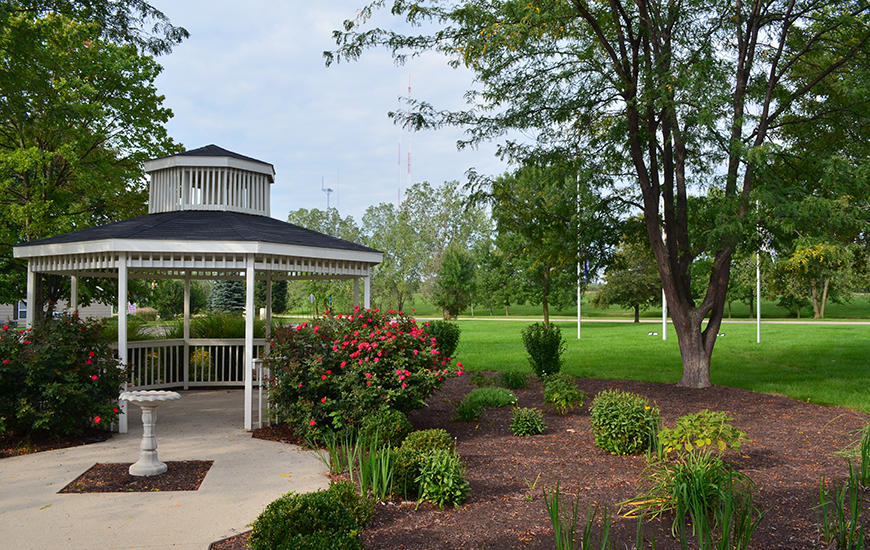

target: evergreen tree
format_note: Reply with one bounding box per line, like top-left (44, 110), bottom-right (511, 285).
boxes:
top-left (208, 280), bottom-right (245, 313)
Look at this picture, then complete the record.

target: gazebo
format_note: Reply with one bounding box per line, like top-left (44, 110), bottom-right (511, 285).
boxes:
top-left (13, 145), bottom-right (382, 431)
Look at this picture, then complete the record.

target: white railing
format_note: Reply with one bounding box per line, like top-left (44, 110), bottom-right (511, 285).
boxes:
top-left (122, 338), bottom-right (267, 389)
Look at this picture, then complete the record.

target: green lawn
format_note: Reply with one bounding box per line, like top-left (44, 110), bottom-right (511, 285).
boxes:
top-left (403, 292), bottom-right (870, 321)
top-left (453, 320), bottom-right (870, 414)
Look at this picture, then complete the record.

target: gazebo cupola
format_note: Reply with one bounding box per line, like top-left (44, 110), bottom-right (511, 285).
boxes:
top-left (145, 144), bottom-right (275, 216)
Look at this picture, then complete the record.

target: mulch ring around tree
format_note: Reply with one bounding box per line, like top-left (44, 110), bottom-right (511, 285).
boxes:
top-left (0, 428), bottom-right (111, 458)
top-left (59, 460), bottom-right (213, 493)
top-left (214, 374), bottom-right (869, 549)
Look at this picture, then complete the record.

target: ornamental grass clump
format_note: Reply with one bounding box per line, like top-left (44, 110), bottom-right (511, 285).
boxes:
top-left (511, 407), bottom-right (547, 436)
top-left (268, 308), bottom-right (461, 442)
top-left (249, 480), bottom-right (373, 550)
top-left (521, 322), bottom-right (565, 378)
top-left (453, 387), bottom-right (518, 422)
top-left (589, 389), bottom-right (660, 455)
top-left (0, 314), bottom-right (124, 438)
top-left (543, 373), bottom-right (586, 415)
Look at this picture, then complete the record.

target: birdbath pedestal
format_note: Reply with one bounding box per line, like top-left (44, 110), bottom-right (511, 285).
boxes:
top-left (119, 390), bottom-right (181, 476)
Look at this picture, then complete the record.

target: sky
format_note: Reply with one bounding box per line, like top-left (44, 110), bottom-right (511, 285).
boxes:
top-left (148, 1), bottom-right (509, 223)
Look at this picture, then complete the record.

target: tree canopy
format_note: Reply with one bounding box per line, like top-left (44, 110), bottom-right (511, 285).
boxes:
top-left (329, 0), bottom-right (870, 387)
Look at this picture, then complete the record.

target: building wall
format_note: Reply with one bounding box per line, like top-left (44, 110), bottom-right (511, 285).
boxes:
top-left (0, 300), bottom-right (113, 325)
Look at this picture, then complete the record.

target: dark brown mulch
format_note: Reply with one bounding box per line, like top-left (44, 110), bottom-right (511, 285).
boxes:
top-left (215, 375), bottom-right (869, 550)
top-left (0, 428), bottom-right (111, 458)
top-left (59, 460), bottom-right (213, 493)
top-left (251, 422), bottom-right (307, 446)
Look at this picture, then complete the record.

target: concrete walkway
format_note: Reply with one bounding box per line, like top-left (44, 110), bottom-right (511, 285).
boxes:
top-left (0, 390), bottom-right (329, 549)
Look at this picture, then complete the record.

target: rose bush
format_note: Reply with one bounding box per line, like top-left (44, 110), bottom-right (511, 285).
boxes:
top-left (269, 307), bottom-right (462, 441)
top-left (0, 314), bottom-right (124, 438)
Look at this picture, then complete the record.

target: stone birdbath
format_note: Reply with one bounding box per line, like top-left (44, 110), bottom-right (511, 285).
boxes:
top-left (119, 390), bottom-right (181, 476)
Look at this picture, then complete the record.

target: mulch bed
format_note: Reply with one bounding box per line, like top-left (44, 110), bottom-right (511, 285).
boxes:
top-left (59, 460), bottom-right (213, 493)
top-left (215, 374), bottom-right (869, 550)
top-left (0, 428), bottom-right (111, 458)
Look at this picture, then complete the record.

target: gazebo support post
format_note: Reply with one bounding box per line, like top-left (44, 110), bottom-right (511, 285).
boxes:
top-left (70, 275), bottom-right (78, 314)
top-left (265, 272), bottom-right (272, 341)
top-left (25, 261), bottom-right (36, 328)
top-left (363, 275), bottom-right (371, 310)
top-left (244, 255), bottom-right (255, 430)
top-left (353, 278), bottom-right (360, 307)
top-left (183, 274), bottom-right (190, 390)
top-left (117, 252), bottom-right (128, 434)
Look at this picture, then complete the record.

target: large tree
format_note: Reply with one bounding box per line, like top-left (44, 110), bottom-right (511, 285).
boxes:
top-left (0, 7), bottom-right (183, 309)
top-left (328, 1), bottom-right (870, 387)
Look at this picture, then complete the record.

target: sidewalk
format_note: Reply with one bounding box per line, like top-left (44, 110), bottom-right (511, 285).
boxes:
top-left (0, 390), bottom-right (329, 549)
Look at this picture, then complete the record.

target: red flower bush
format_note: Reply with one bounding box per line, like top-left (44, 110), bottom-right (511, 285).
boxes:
top-left (0, 314), bottom-right (125, 438)
top-left (269, 308), bottom-right (459, 441)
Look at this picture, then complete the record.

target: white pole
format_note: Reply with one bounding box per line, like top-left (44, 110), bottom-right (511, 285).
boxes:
top-left (244, 255), bottom-right (255, 430)
top-left (117, 252), bottom-right (128, 434)
top-left (70, 275), bottom-right (78, 314)
top-left (25, 261), bottom-right (35, 328)
top-left (756, 199), bottom-right (761, 344)
top-left (577, 262), bottom-right (582, 339)
top-left (183, 275), bottom-right (190, 390)
top-left (363, 275), bottom-right (371, 310)
top-left (265, 272), bottom-right (273, 341)
top-left (353, 278), bottom-right (360, 307)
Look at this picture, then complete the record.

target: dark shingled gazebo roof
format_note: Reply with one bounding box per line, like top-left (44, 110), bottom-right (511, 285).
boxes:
top-left (19, 210), bottom-right (379, 253)
top-left (155, 144), bottom-right (275, 169)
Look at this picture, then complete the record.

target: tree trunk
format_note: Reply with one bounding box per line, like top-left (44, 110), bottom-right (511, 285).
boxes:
top-left (542, 293), bottom-right (550, 328)
top-left (749, 296), bottom-right (754, 319)
top-left (820, 278), bottom-right (830, 319)
top-left (634, 305), bottom-right (640, 323)
top-left (811, 284), bottom-right (821, 319)
top-left (727, 301), bottom-right (732, 319)
top-left (505, 305), bottom-right (510, 316)
top-left (675, 320), bottom-right (713, 388)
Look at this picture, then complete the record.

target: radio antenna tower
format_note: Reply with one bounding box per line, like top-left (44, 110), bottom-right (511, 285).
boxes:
top-left (397, 75), bottom-right (413, 207)
top-left (321, 177), bottom-right (334, 210)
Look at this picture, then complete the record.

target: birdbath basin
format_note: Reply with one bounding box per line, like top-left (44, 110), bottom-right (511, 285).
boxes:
top-left (119, 390), bottom-right (181, 476)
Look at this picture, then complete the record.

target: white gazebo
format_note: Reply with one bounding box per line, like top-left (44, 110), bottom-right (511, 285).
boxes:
top-left (13, 145), bottom-right (382, 431)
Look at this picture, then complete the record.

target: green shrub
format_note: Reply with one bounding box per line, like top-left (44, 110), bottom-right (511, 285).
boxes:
top-left (511, 407), bottom-right (547, 436)
top-left (453, 387), bottom-right (518, 422)
top-left (393, 429), bottom-right (456, 498)
top-left (426, 320), bottom-right (461, 359)
top-left (358, 407), bottom-right (413, 448)
top-left (416, 449), bottom-right (471, 508)
top-left (269, 310), bottom-right (457, 441)
top-left (134, 307), bottom-right (158, 322)
top-left (499, 371), bottom-right (528, 389)
top-left (0, 315), bottom-right (125, 438)
top-left (543, 373), bottom-right (586, 415)
top-left (521, 323), bottom-right (565, 378)
top-left (469, 372), bottom-right (498, 387)
top-left (249, 481), bottom-right (373, 550)
top-left (658, 410), bottom-right (748, 455)
top-left (589, 389), bottom-right (660, 455)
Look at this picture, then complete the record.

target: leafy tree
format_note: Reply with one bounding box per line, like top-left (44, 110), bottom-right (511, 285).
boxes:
top-left (770, 241), bottom-right (857, 319)
top-left (0, 11), bottom-right (180, 311)
top-left (431, 244), bottom-right (475, 319)
top-left (288, 207), bottom-right (362, 313)
top-left (145, 280), bottom-right (207, 319)
top-left (208, 280), bottom-right (245, 313)
top-left (483, 163), bottom-right (618, 326)
top-left (1, 0), bottom-right (188, 55)
top-left (591, 222), bottom-right (660, 323)
top-left (472, 235), bottom-right (523, 316)
top-left (254, 279), bottom-right (288, 315)
top-left (329, 1), bottom-right (870, 387)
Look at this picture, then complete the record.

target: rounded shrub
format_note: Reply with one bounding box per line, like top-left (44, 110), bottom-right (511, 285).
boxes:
top-left (249, 481), bottom-right (373, 550)
top-left (543, 373), bottom-right (586, 415)
top-left (521, 322), bottom-right (565, 378)
top-left (453, 387), bottom-right (518, 422)
top-left (511, 407), bottom-right (547, 436)
top-left (416, 449), bottom-right (471, 508)
top-left (589, 389), bottom-right (660, 455)
top-left (358, 407), bottom-right (413, 448)
top-left (425, 320), bottom-right (461, 359)
top-left (393, 429), bottom-right (456, 498)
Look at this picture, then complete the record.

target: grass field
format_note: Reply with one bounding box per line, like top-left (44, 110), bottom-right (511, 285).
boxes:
top-left (452, 320), bottom-right (870, 414)
top-left (398, 292), bottom-right (870, 320)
